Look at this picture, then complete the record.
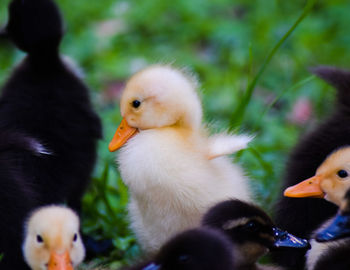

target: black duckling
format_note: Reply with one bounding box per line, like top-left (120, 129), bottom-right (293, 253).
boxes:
top-left (305, 189), bottom-right (350, 270)
top-left (202, 199), bottom-right (310, 270)
top-left (127, 228), bottom-right (235, 270)
top-left (273, 66), bottom-right (350, 269)
top-left (0, 0), bottom-right (102, 209)
top-left (0, 0), bottom-right (101, 268)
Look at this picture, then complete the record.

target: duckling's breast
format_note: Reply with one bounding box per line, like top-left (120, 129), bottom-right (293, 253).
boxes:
top-left (117, 128), bottom-right (250, 202)
top-left (307, 217), bottom-right (350, 270)
top-left (117, 128), bottom-right (251, 252)
top-left (307, 238), bottom-right (350, 270)
top-left (117, 128), bottom-right (202, 192)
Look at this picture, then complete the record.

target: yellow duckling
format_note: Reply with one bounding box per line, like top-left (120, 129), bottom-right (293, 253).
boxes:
top-left (109, 65), bottom-right (252, 253)
top-left (22, 206), bottom-right (85, 270)
top-left (284, 146), bottom-right (350, 206)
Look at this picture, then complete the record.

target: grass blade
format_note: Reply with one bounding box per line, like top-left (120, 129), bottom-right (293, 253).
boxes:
top-left (229, 0), bottom-right (318, 129)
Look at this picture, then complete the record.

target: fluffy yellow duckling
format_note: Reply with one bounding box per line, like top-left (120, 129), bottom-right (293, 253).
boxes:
top-left (109, 65), bottom-right (252, 253)
top-left (284, 146), bottom-right (350, 206)
top-left (22, 206), bottom-right (85, 270)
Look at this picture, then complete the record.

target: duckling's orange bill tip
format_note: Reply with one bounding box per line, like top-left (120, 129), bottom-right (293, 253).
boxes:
top-left (108, 118), bottom-right (138, 152)
top-left (48, 251), bottom-right (73, 270)
top-left (283, 176), bottom-right (324, 198)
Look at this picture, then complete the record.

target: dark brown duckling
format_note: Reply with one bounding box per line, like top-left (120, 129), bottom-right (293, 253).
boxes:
top-left (202, 199), bottom-right (310, 270)
top-left (127, 228), bottom-right (235, 270)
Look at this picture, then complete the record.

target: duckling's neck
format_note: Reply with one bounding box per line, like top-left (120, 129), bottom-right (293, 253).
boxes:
top-left (236, 263), bottom-right (258, 270)
top-left (170, 118), bottom-right (197, 132)
top-left (27, 51), bottom-right (62, 70)
top-left (236, 263), bottom-right (283, 270)
top-left (172, 112), bottom-right (202, 131)
top-left (166, 124), bottom-right (195, 136)
top-left (232, 243), bottom-right (270, 270)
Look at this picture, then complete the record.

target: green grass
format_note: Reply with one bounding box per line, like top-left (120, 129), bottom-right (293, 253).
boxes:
top-left (229, 0), bottom-right (317, 129)
top-left (1, 0), bottom-right (349, 267)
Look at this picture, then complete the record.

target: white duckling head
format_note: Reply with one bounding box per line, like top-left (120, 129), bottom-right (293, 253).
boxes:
top-left (284, 146), bottom-right (350, 206)
top-left (109, 65), bottom-right (202, 151)
top-left (22, 205), bottom-right (85, 270)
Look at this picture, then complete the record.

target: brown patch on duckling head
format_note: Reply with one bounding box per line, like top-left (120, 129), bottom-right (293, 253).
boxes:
top-left (120, 65), bottom-right (202, 131)
top-left (22, 206), bottom-right (85, 270)
top-left (202, 200), bottom-right (275, 267)
top-left (284, 146), bottom-right (350, 206)
top-left (224, 216), bottom-right (272, 267)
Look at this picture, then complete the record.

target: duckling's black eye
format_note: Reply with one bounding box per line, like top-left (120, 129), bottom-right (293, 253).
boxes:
top-left (73, 233), bottom-right (77, 242)
top-left (244, 221), bottom-right (260, 232)
top-left (178, 254), bottom-right (190, 264)
top-left (36, 235), bottom-right (43, 243)
top-left (337, 170), bottom-right (348, 178)
top-left (132, 100), bottom-right (141, 108)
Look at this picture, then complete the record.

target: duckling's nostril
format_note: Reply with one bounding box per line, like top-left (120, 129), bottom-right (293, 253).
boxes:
top-left (273, 228), bottom-right (287, 240)
top-left (280, 233), bottom-right (288, 240)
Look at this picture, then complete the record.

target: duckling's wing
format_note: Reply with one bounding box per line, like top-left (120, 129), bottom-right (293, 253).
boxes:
top-left (207, 134), bottom-right (252, 159)
top-left (0, 131), bottom-right (52, 156)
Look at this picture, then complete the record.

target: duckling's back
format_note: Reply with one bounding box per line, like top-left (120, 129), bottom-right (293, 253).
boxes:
top-left (1, 0), bottom-right (102, 207)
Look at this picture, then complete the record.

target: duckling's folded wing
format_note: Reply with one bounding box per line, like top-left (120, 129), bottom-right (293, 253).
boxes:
top-left (207, 134), bottom-right (252, 159)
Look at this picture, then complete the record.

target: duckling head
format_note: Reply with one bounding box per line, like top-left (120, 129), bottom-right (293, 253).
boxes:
top-left (141, 228), bottom-right (234, 270)
top-left (22, 206), bottom-right (85, 270)
top-left (4, 0), bottom-right (63, 54)
top-left (109, 65), bottom-right (202, 151)
top-left (284, 146), bottom-right (350, 206)
top-left (202, 200), bottom-right (309, 267)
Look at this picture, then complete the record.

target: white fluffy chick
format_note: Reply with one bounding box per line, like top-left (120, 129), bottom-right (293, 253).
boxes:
top-left (109, 65), bottom-right (252, 253)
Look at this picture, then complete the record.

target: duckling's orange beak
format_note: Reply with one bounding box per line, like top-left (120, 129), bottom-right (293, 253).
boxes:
top-left (48, 250), bottom-right (73, 270)
top-left (108, 118), bottom-right (138, 152)
top-left (284, 175), bottom-right (325, 198)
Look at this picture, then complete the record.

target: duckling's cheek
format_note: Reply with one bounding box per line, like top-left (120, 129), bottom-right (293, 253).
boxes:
top-left (320, 179), bottom-right (334, 194)
top-left (26, 247), bottom-right (49, 270)
top-left (126, 116), bottom-right (137, 128)
top-left (38, 249), bottom-right (50, 266)
top-left (322, 179), bottom-right (345, 206)
top-left (70, 242), bottom-right (85, 266)
top-left (136, 110), bottom-right (160, 129)
top-left (236, 242), bottom-right (267, 265)
top-left (332, 183), bottom-right (347, 206)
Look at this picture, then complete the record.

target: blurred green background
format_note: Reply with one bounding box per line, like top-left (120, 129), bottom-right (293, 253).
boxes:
top-left (1, 0), bottom-right (350, 268)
